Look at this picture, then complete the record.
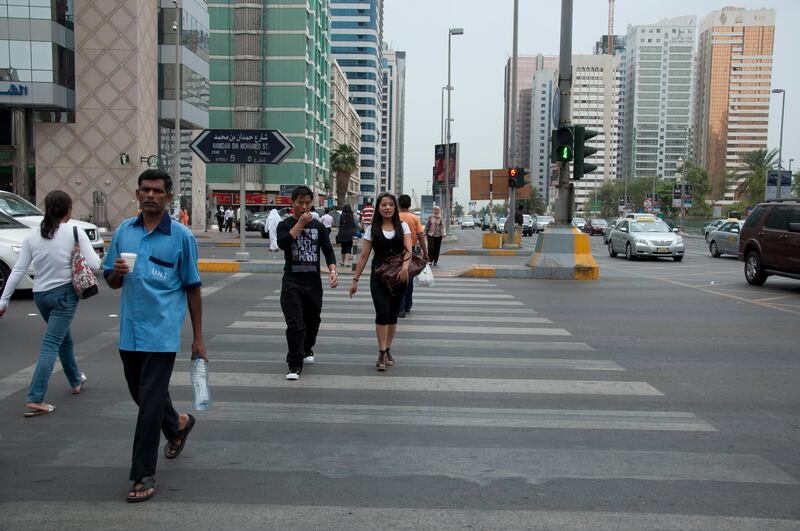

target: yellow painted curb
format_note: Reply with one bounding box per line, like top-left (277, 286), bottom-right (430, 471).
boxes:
top-left (460, 266), bottom-right (497, 278)
top-left (482, 232), bottom-right (502, 249)
top-left (217, 242), bottom-right (241, 247)
top-left (488, 250), bottom-right (518, 257)
top-left (198, 260), bottom-right (241, 273)
top-left (445, 249), bottom-right (468, 255)
top-left (573, 232), bottom-right (599, 280)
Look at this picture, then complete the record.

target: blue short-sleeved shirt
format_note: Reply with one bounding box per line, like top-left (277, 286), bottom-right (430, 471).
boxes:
top-left (103, 211), bottom-right (202, 352)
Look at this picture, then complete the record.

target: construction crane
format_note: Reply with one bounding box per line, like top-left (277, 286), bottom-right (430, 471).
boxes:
top-left (607, 0), bottom-right (615, 55)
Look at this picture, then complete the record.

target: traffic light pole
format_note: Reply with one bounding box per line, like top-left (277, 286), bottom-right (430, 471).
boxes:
top-left (506, 0), bottom-right (520, 247)
top-left (555, 0), bottom-right (573, 224)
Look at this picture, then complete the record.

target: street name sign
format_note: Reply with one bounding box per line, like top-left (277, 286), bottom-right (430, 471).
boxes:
top-left (190, 129), bottom-right (294, 165)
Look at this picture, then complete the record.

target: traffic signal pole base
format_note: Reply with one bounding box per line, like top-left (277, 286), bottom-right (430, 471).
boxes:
top-left (235, 252), bottom-right (251, 262)
top-left (527, 225), bottom-right (599, 280)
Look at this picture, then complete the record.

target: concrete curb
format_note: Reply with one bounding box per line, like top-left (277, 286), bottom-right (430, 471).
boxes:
top-left (444, 249), bottom-right (533, 257)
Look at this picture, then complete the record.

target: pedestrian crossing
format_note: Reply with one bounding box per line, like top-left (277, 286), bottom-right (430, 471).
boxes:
top-left (15, 275), bottom-right (798, 527)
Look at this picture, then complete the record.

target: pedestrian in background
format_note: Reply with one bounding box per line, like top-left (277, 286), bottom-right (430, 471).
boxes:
top-left (320, 208), bottom-right (334, 235)
top-left (103, 169), bottom-right (206, 503)
top-left (336, 204), bottom-right (358, 267)
top-left (277, 186), bottom-right (338, 381)
top-left (360, 198), bottom-right (374, 233)
top-left (224, 207), bottom-right (233, 232)
top-left (215, 206), bottom-right (224, 232)
top-left (266, 208), bottom-right (281, 252)
top-left (350, 192), bottom-right (412, 370)
top-left (397, 194), bottom-right (428, 318)
top-left (426, 205), bottom-right (446, 266)
top-left (0, 190), bottom-right (99, 417)
top-left (179, 207), bottom-right (189, 226)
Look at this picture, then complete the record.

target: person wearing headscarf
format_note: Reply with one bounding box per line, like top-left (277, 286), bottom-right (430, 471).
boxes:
top-left (425, 206), bottom-right (446, 266)
top-left (266, 208), bottom-right (282, 252)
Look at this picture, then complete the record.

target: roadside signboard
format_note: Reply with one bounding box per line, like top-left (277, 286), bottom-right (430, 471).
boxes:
top-left (766, 170), bottom-right (792, 200)
top-left (190, 129), bottom-right (294, 165)
top-left (469, 169), bottom-right (531, 200)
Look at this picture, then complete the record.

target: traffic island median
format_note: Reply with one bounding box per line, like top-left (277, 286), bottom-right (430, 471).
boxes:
top-left (527, 225), bottom-right (599, 280)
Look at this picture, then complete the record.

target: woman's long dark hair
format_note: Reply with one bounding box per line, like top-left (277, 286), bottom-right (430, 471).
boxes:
top-left (40, 190), bottom-right (72, 239)
top-left (340, 203), bottom-right (354, 228)
top-left (371, 193), bottom-right (403, 243)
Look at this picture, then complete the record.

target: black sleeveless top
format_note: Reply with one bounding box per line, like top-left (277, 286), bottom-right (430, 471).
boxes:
top-left (370, 222), bottom-right (405, 271)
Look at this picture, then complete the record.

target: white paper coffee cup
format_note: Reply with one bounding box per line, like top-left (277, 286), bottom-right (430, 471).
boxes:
top-left (120, 252), bottom-right (137, 271)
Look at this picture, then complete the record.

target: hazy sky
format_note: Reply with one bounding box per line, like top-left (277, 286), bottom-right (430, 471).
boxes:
top-left (383, 0), bottom-right (798, 207)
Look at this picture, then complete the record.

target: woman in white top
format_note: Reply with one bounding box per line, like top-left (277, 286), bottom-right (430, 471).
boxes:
top-left (0, 190), bottom-right (101, 417)
top-left (350, 192), bottom-right (412, 370)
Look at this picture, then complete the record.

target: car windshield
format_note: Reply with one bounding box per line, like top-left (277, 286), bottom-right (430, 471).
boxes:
top-left (630, 221), bottom-right (671, 233)
top-left (0, 193), bottom-right (43, 217)
top-left (591, 219), bottom-right (607, 225)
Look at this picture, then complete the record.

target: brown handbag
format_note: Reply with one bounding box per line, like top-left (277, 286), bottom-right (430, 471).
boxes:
top-left (374, 250), bottom-right (427, 290)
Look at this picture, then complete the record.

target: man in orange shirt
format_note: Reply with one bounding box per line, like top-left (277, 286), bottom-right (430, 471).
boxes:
top-left (397, 194), bottom-right (428, 318)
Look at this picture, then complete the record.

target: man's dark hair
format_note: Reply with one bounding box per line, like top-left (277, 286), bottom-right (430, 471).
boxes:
top-left (398, 194), bottom-right (412, 209)
top-left (138, 169), bottom-right (173, 193)
top-left (291, 185), bottom-right (313, 201)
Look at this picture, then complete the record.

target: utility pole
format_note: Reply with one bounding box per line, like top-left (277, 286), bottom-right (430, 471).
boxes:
top-left (506, 0), bottom-right (520, 247)
top-left (555, 0), bottom-right (573, 223)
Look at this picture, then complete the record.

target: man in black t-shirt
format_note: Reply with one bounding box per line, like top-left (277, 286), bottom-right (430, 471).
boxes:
top-left (277, 186), bottom-right (338, 380)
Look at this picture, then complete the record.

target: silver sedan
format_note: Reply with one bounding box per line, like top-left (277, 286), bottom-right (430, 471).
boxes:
top-left (708, 220), bottom-right (744, 257)
top-left (608, 219), bottom-right (685, 262)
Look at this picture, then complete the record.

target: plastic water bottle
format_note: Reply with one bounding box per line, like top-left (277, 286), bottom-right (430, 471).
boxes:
top-left (190, 354), bottom-right (211, 411)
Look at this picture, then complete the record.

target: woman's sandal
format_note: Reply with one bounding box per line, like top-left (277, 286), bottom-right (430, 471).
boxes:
top-left (126, 476), bottom-right (157, 503)
top-left (385, 348), bottom-right (395, 367)
top-left (376, 350), bottom-right (387, 371)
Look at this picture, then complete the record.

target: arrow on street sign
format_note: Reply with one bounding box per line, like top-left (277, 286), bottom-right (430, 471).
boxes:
top-left (190, 129), bottom-right (294, 165)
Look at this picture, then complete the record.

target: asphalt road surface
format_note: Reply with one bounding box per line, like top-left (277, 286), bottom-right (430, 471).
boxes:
top-left (0, 245), bottom-right (798, 529)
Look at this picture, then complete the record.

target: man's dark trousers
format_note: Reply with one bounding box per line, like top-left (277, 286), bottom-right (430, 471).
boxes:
top-left (280, 279), bottom-right (323, 368)
top-left (119, 350), bottom-right (180, 481)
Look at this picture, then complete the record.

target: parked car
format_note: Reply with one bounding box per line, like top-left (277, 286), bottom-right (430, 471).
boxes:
top-left (608, 218), bottom-right (685, 261)
top-left (246, 211), bottom-right (269, 232)
top-left (0, 212), bottom-right (34, 295)
top-left (522, 214), bottom-right (534, 236)
top-left (738, 200), bottom-right (800, 286)
top-left (496, 217), bottom-right (507, 233)
top-left (585, 218), bottom-right (608, 236)
top-left (461, 216), bottom-right (475, 229)
top-left (0, 190), bottom-right (105, 257)
top-left (708, 220), bottom-right (744, 258)
top-left (603, 219), bottom-right (623, 244)
top-left (703, 219), bottom-right (727, 241)
top-left (534, 215), bottom-right (554, 232)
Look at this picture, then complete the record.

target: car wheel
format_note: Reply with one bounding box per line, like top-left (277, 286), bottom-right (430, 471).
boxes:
top-left (625, 243), bottom-right (635, 261)
top-left (608, 241), bottom-right (617, 257)
top-left (0, 260), bottom-right (9, 295)
top-left (709, 241), bottom-right (721, 257)
top-left (744, 251), bottom-right (768, 286)
top-left (704, 231), bottom-right (710, 242)
top-left (672, 255), bottom-right (684, 262)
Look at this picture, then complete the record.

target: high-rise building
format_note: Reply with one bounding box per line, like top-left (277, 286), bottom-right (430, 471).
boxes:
top-left (503, 54), bottom-right (557, 168)
top-left (529, 68), bottom-right (558, 206)
top-left (571, 54), bottom-right (621, 213)
top-left (694, 7), bottom-right (775, 200)
top-left (380, 45), bottom-right (405, 194)
top-left (331, 0), bottom-right (384, 202)
top-left (330, 59), bottom-right (361, 206)
top-left (0, 0), bottom-right (209, 228)
top-left (595, 34), bottom-right (626, 179)
top-left (623, 16), bottom-right (695, 181)
top-left (208, 0), bottom-right (331, 208)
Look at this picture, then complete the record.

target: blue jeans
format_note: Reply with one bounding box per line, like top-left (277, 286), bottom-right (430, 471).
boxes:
top-left (27, 283), bottom-right (81, 403)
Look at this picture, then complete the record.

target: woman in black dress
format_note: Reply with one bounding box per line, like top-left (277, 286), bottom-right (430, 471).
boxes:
top-left (349, 193), bottom-right (412, 370)
top-left (336, 204), bottom-right (358, 267)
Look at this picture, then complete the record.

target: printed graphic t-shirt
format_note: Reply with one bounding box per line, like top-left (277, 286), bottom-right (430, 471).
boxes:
top-left (276, 216), bottom-right (336, 285)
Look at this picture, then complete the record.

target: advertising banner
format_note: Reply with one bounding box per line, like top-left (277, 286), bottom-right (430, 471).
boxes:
top-left (433, 143), bottom-right (458, 187)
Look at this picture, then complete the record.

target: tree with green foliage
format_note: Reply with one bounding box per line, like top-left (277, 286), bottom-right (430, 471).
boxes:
top-left (734, 148), bottom-right (777, 204)
top-left (793, 171), bottom-right (800, 198)
top-left (329, 143), bottom-right (359, 208)
top-left (452, 202), bottom-right (464, 218)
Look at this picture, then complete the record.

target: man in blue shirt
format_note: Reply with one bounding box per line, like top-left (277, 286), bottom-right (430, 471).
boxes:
top-left (103, 169), bottom-right (206, 503)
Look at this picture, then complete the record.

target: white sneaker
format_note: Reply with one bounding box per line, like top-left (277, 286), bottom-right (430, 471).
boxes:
top-left (286, 367), bottom-right (301, 381)
top-left (303, 355), bottom-right (315, 364)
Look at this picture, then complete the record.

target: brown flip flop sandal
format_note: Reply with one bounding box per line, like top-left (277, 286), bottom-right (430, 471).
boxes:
top-left (126, 476), bottom-right (157, 503)
top-left (164, 414), bottom-right (196, 459)
top-left (24, 404), bottom-right (55, 417)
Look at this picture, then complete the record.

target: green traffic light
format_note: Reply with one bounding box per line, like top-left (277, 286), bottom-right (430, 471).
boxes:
top-left (559, 146), bottom-right (572, 161)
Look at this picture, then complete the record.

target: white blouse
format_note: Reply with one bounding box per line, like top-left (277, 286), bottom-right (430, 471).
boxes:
top-left (363, 221), bottom-right (411, 241)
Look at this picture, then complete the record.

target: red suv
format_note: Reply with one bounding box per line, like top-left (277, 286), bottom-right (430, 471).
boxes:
top-left (738, 200), bottom-right (800, 285)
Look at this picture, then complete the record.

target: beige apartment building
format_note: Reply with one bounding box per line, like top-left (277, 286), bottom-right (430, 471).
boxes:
top-left (330, 60), bottom-right (361, 207)
top-left (694, 7), bottom-right (775, 200)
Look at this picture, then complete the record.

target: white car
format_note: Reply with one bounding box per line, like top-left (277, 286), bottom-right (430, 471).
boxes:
top-left (461, 217), bottom-right (475, 229)
top-left (534, 215), bottom-right (554, 232)
top-left (0, 212), bottom-right (35, 293)
top-left (0, 191), bottom-right (105, 257)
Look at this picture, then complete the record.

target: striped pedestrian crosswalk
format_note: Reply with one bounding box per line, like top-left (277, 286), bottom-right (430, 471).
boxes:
top-left (15, 275), bottom-right (797, 526)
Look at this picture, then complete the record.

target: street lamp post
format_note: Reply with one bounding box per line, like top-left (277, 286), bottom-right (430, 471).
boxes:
top-left (445, 27), bottom-right (464, 229)
top-left (676, 156), bottom-right (685, 228)
top-left (172, 1), bottom-right (182, 216)
top-left (772, 88), bottom-right (785, 199)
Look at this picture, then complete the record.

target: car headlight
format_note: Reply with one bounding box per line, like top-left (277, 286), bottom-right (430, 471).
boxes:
top-left (634, 238), bottom-right (648, 245)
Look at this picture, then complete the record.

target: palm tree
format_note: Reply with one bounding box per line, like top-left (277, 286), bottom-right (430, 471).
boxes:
top-left (735, 148), bottom-right (777, 202)
top-left (330, 143), bottom-right (358, 208)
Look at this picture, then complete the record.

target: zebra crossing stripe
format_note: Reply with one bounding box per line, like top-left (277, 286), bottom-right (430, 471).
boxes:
top-left (229, 321), bottom-right (570, 336)
top-left (254, 303), bottom-right (539, 315)
top-left (170, 372), bottom-right (662, 396)
top-left (243, 311), bottom-right (553, 324)
top-left (262, 296), bottom-right (524, 306)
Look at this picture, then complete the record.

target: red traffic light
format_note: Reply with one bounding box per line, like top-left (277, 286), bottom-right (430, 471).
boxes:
top-left (508, 168), bottom-right (518, 178)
